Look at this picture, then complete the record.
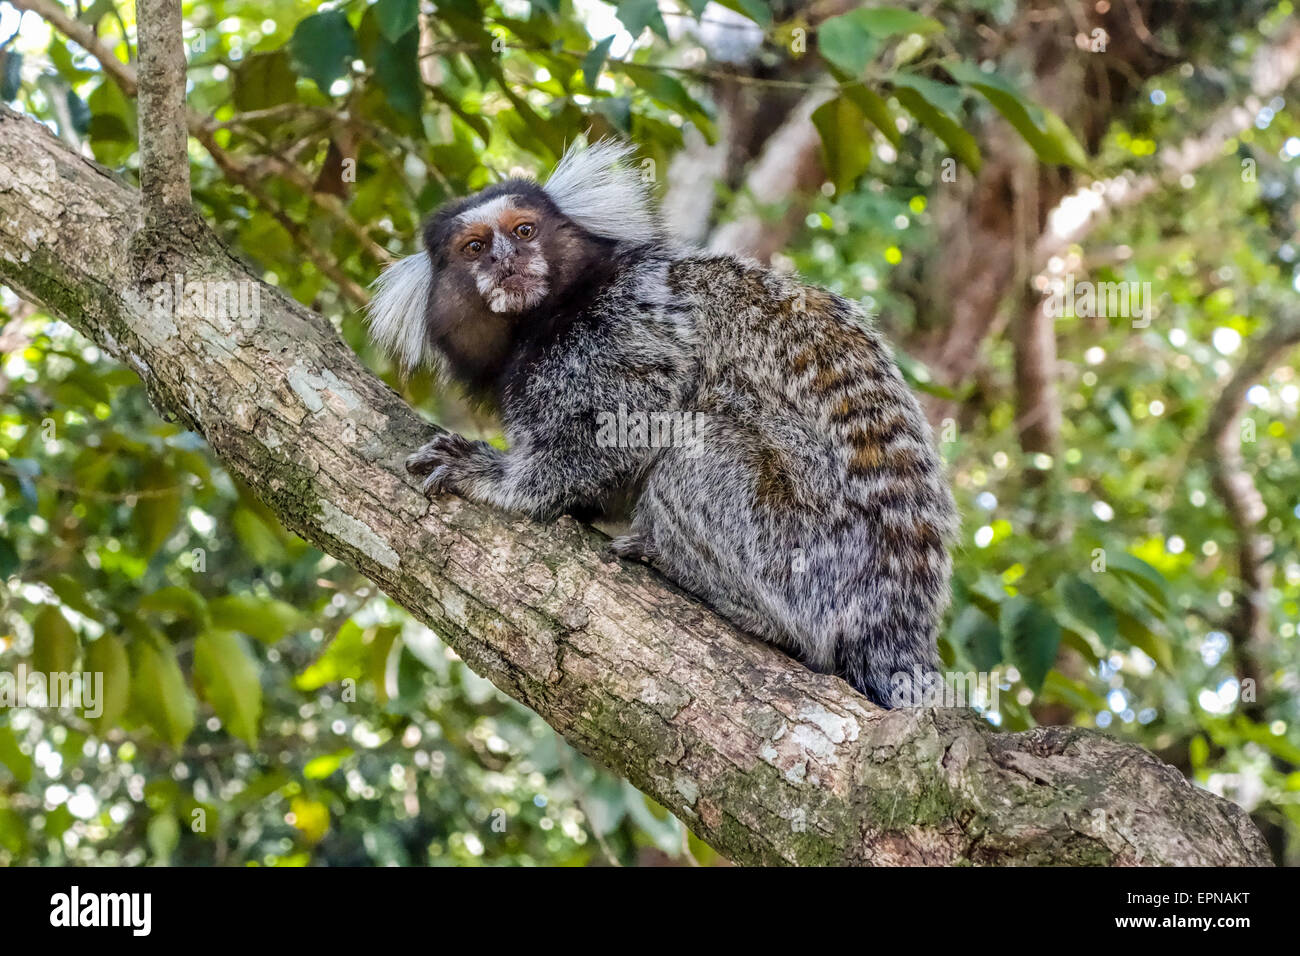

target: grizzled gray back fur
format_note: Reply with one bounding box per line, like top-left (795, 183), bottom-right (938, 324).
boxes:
top-left (368, 141), bottom-right (958, 707)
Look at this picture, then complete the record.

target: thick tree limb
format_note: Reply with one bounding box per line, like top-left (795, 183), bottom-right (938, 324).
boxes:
top-left (0, 107), bottom-right (1271, 865)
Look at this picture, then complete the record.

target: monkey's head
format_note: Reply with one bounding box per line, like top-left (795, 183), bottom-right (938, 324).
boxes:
top-left (422, 182), bottom-right (598, 319)
top-left (367, 140), bottom-right (660, 378)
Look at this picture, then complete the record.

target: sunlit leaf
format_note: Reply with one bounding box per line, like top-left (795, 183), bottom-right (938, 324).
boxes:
top-left (130, 638), bottom-right (196, 747)
top-left (811, 95), bottom-right (873, 193)
top-left (194, 630), bottom-right (263, 745)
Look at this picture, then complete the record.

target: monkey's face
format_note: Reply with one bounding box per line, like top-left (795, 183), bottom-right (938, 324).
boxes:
top-left (419, 181), bottom-right (615, 387)
top-left (446, 196), bottom-right (553, 315)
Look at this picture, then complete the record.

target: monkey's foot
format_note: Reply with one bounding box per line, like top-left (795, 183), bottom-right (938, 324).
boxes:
top-left (609, 533), bottom-right (655, 563)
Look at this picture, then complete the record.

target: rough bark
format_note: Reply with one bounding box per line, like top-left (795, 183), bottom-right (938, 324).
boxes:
top-left (0, 106), bottom-right (1271, 866)
top-left (134, 0), bottom-right (192, 229)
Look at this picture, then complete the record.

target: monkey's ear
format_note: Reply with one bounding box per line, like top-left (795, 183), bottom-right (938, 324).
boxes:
top-left (543, 139), bottom-right (660, 245)
top-left (366, 252), bottom-right (434, 372)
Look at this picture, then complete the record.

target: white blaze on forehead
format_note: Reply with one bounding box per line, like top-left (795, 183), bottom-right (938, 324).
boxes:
top-left (456, 193), bottom-right (519, 227)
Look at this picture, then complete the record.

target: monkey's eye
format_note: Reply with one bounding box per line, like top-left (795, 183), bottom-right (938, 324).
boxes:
top-left (514, 223), bottom-right (536, 239)
top-left (463, 239), bottom-right (485, 256)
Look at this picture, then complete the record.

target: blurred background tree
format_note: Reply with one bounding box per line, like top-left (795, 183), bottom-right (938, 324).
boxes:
top-left (0, 0), bottom-right (1296, 865)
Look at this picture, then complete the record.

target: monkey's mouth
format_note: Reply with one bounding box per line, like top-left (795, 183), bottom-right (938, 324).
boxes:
top-left (484, 274), bottom-right (547, 314)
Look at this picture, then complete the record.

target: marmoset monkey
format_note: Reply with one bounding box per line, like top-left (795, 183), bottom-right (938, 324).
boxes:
top-left (367, 141), bottom-right (957, 707)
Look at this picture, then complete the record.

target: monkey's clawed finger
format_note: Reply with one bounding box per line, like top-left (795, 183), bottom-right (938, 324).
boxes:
top-left (419, 466), bottom-right (457, 499)
top-left (406, 432), bottom-right (473, 478)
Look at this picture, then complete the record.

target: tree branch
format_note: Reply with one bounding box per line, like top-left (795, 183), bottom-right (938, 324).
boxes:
top-left (0, 106), bottom-right (1271, 866)
top-left (135, 0), bottom-right (192, 229)
top-left (1201, 310), bottom-right (1300, 716)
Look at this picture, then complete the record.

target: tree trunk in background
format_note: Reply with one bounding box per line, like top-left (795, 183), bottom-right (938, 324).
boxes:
top-left (0, 106), bottom-right (1272, 866)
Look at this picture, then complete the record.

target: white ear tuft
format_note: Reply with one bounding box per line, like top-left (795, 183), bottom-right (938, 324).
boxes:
top-left (366, 252), bottom-right (433, 372)
top-left (543, 139), bottom-right (659, 245)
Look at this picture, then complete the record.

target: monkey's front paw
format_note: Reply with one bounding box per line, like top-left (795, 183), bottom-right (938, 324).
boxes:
top-left (406, 432), bottom-right (499, 500)
top-left (406, 431), bottom-right (473, 478)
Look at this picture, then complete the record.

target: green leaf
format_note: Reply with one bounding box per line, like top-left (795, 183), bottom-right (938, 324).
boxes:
top-left (371, 24), bottom-right (423, 120)
top-left (136, 461), bottom-right (181, 558)
top-left (32, 605), bottom-right (79, 676)
top-left (130, 638), bottom-right (196, 747)
top-left (139, 585), bottom-right (210, 625)
top-left (818, 7), bottom-right (941, 78)
top-left (1058, 575), bottom-right (1118, 648)
top-left (818, 17), bottom-right (881, 78)
top-left (1107, 552), bottom-right (1170, 611)
top-left (713, 0), bottom-right (771, 25)
top-left (0, 727), bottom-right (33, 785)
top-left (891, 74), bottom-right (981, 172)
top-left (1001, 597), bottom-right (1062, 694)
top-left (841, 81), bottom-right (902, 148)
top-left (289, 10), bottom-right (358, 95)
top-left (46, 804), bottom-right (74, 840)
top-left (147, 812), bottom-right (180, 865)
top-left (846, 7), bottom-right (942, 37)
top-left (941, 62), bottom-right (1087, 168)
top-left (78, 0), bottom-right (116, 27)
top-left (208, 594), bottom-right (301, 644)
top-left (85, 635), bottom-right (130, 728)
top-left (620, 64), bottom-right (715, 143)
top-left (87, 76), bottom-right (136, 165)
top-left (583, 35), bottom-right (615, 91)
top-left (949, 605), bottom-right (1002, 670)
top-left (811, 95), bottom-right (873, 192)
top-left (232, 507), bottom-right (285, 564)
top-left (0, 537), bottom-right (19, 578)
top-left (46, 574), bottom-right (95, 617)
top-left (304, 749), bottom-right (353, 780)
top-left (1040, 671), bottom-right (1108, 712)
top-left (233, 51), bottom-right (299, 114)
top-left (374, 0), bottom-right (419, 42)
top-left (296, 619), bottom-right (368, 691)
top-left (1060, 627), bottom-right (1102, 667)
top-left (617, 0), bottom-right (669, 40)
top-left (194, 630), bottom-right (262, 745)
